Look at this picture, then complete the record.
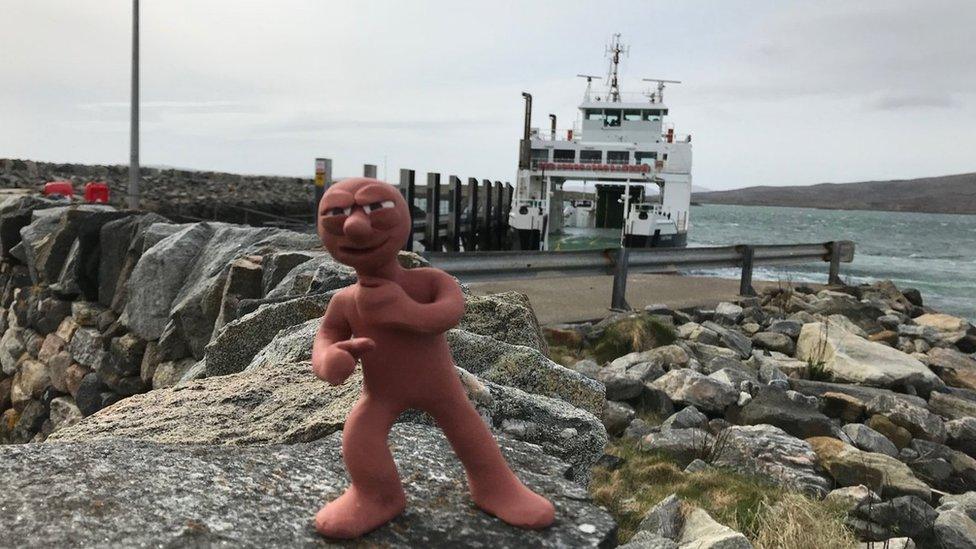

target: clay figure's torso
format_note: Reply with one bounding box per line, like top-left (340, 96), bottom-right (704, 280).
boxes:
top-left (335, 268), bottom-right (457, 404)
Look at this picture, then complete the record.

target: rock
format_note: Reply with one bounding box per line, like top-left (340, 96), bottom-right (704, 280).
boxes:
top-left (4, 424), bottom-right (616, 548)
top-left (677, 506), bottom-right (752, 549)
top-left (866, 414), bottom-right (914, 449)
top-left (68, 327), bottom-right (105, 368)
top-left (701, 321), bottom-right (752, 358)
top-left (714, 302), bottom-right (744, 324)
top-left (637, 493), bottom-right (683, 540)
top-left (11, 399), bottom-right (47, 443)
top-left (685, 341), bottom-right (739, 365)
top-left (27, 295), bottom-right (72, 335)
top-left (619, 531), bottom-right (679, 549)
top-left (259, 250), bottom-right (319, 295)
top-left (124, 223), bottom-right (216, 340)
top-left (930, 391), bottom-right (976, 421)
top-left (203, 293), bottom-right (332, 377)
top-left (751, 331), bottom-right (795, 355)
top-left (0, 327), bottom-right (25, 375)
top-left (822, 391), bottom-right (866, 423)
top-left (807, 437), bottom-right (931, 501)
top-left (927, 347), bottom-right (976, 391)
top-left (825, 485), bottom-right (880, 513)
top-left (938, 492), bottom-right (976, 520)
top-left (731, 386), bottom-right (836, 439)
top-left (708, 367), bottom-right (755, 389)
top-left (796, 322), bottom-right (944, 394)
top-left (53, 360), bottom-right (607, 483)
top-left (827, 314), bottom-right (870, 339)
top-left (152, 358), bottom-right (198, 389)
top-left (842, 423), bottom-right (899, 457)
top-left (640, 428), bottom-right (713, 467)
top-left (661, 405), bottom-right (708, 431)
top-left (570, 359), bottom-right (600, 380)
top-left (915, 313), bottom-right (970, 334)
top-left (74, 372), bottom-right (119, 416)
top-left (446, 329), bottom-right (605, 415)
top-left (651, 369), bottom-right (737, 414)
top-left (865, 393), bottom-right (947, 443)
top-left (768, 319), bottom-right (803, 339)
top-left (789, 378), bottom-right (928, 408)
top-left (710, 424), bottom-right (832, 497)
top-left (48, 396), bottom-right (82, 432)
top-left (603, 400), bottom-right (636, 436)
top-left (597, 368), bottom-right (645, 401)
top-left (609, 345), bottom-right (689, 376)
top-left (934, 509), bottom-right (976, 549)
top-left (458, 291), bottom-right (548, 354)
top-left (809, 294), bottom-right (884, 333)
top-left (264, 251), bottom-right (356, 299)
top-left (947, 417), bottom-right (976, 457)
top-left (623, 418), bottom-right (654, 441)
top-left (10, 359), bottom-right (50, 410)
top-left (19, 206), bottom-right (125, 286)
top-left (97, 212), bottom-right (169, 309)
top-left (854, 495), bottom-right (937, 540)
top-left (98, 332), bottom-right (147, 393)
top-left (165, 225), bottom-right (321, 358)
top-left (71, 301), bottom-right (103, 327)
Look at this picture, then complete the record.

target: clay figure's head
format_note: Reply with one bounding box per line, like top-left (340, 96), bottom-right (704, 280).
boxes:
top-left (318, 178), bottom-right (410, 275)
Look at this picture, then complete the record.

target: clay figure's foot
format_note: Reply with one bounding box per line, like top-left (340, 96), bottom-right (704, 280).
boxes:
top-left (314, 486), bottom-right (406, 539)
top-left (473, 481), bottom-right (556, 529)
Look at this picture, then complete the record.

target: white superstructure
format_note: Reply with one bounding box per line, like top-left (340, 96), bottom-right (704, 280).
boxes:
top-left (510, 34), bottom-right (693, 250)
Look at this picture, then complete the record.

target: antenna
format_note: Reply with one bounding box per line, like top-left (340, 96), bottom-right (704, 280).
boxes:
top-left (576, 74), bottom-right (601, 101)
top-left (605, 33), bottom-right (629, 102)
top-left (641, 78), bottom-right (681, 103)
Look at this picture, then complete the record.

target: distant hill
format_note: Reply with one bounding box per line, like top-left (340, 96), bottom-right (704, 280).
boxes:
top-left (693, 173), bottom-right (976, 215)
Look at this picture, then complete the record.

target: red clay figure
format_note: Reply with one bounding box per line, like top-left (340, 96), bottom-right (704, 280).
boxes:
top-left (311, 177), bottom-right (556, 538)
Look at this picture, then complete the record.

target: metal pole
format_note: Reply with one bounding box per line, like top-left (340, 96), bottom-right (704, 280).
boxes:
top-left (128, 0), bottom-right (140, 209)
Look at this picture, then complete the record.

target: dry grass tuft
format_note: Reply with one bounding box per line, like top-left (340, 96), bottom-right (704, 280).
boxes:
top-left (590, 438), bottom-right (857, 548)
top-left (753, 493), bottom-right (858, 549)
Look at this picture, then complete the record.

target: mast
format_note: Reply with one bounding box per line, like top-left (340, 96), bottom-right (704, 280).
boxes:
top-left (606, 33), bottom-right (627, 102)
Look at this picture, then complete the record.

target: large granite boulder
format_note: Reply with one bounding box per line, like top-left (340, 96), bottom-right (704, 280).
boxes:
top-left (865, 393), bottom-right (947, 444)
top-left (97, 212), bottom-right (169, 310)
top-left (458, 291), bottom-right (548, 354)
top-left (710, 424), bottom-right (833, 497)
top-left (51, 359), bottom-right (607, 483)
top-left (10, 424), bottom-right (616, 548)
top-left (18, 205), bottom-right (126, 286)
top-left (807, 437), bottom-right (931, 501)
top-left (651, 369), bottom-right (738, 414)
top-left (796, 322), bottom-right (943, 394)
top-left (731, 387), bottom-right (837, 439)
top-left (926, 348), bottom-right (976, 391)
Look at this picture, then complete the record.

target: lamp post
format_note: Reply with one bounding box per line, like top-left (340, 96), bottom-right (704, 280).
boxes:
top-left (128, 0), bottom-right (140, 209)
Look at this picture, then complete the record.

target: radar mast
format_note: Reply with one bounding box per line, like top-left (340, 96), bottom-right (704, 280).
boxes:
top-left (605, 34), bottom-right (628, 102)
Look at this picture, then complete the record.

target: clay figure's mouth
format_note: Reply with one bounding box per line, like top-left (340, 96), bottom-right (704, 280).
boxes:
top-left (338, 237), bottom-right (390, 256)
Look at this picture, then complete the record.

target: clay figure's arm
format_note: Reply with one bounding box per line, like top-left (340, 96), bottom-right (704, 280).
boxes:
top-left (312, 293), bottom-right (375, 385)
top-left (357, 269), bottom-right (464, 335)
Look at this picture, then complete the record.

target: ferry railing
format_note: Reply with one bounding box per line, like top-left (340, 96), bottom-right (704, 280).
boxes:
top-left (425, 240), bottom-right (855, 311)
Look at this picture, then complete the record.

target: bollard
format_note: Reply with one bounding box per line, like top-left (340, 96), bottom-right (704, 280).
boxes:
top-left (738, 245), bottom-right (756, 296)
top-left (610, 247), bottom-right (630, 311)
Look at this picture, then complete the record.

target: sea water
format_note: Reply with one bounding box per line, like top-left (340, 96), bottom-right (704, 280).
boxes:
top-left (553, 204), bottom-right (976, 321)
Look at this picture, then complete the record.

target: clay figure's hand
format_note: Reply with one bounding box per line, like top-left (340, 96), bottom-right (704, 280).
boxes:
top-left (355, 277), bottom-right (411, 323)
top-left (312, 337), bottom-right (375, 385)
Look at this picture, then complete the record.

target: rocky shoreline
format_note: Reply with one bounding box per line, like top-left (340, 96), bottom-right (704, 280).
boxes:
top-left (546, 280), bottom-right (976, 547)
top-left (0, 193), bottom-right (975, 547)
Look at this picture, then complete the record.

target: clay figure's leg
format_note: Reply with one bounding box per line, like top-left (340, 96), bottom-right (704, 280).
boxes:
top-left (426, 387), bottom-right (555, 529)
top-left (315, 395), bottom-right (405, 539)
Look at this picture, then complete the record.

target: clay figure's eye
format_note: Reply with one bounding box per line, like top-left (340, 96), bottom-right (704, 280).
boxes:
top-left (363, 200), bottom-right (395, 213)
top-left (324, 206), bottom-right (352, 217)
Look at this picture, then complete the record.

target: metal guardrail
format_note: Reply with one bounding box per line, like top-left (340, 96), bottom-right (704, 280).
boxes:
top-left (425, 240), bottom-right (855, 311)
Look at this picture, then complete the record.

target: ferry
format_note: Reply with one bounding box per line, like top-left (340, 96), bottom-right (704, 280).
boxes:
top-left (510, 34), bottom-right (693, 250)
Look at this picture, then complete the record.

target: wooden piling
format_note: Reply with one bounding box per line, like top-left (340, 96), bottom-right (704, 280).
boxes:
top-left (493, 181), bottom-right (505, 250)
top-left (481, 179), bottom-right (493, 250)
top-left (425, 173), bottom-right (441, 252)
top-left (447, 176), bottom-right (462, 252)
top-left (738, 245), bottom-right (757, 296)
top-left (468, 177), bottom-right (480, 251)
top-left (399, 169), bottom-right (416, 251)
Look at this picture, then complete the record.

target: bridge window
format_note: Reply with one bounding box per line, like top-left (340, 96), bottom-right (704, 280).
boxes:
top-left (623, 110), bottom-right (642, 121)
top-left (642, 110), bottom-right (662, 121)
top-left (607, 151), bottom-right (629, 164)
top-left (585, 109), bottom-right (604, 120)
top-left (530, 148), bottom-right (549, 161)
top-left (635, 151), bottom-right (657, 164)
top-left (604, 109), bottom-right (621, 127)
top-left (554, 149), bottom-right (575, 162)
top-left (580, 150), bottom-right (602, 164)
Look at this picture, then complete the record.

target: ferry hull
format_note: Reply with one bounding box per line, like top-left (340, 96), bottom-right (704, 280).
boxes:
top-left (624, 231), bottom-right (688, 248)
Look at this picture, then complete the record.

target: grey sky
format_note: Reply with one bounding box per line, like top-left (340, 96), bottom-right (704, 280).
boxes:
top-left (1, 0), bottom-right (973, 190)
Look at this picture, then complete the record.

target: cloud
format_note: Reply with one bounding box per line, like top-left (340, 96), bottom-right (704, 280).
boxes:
top-left (871, 94), bottom-right (961, 111)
